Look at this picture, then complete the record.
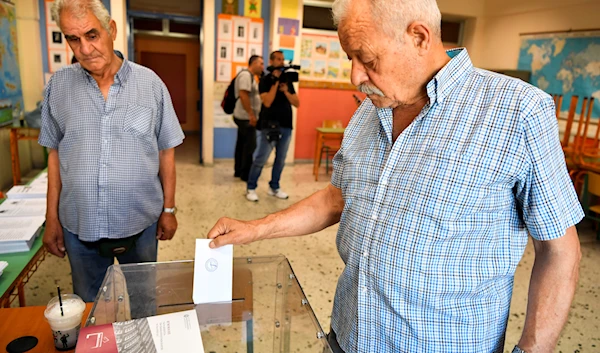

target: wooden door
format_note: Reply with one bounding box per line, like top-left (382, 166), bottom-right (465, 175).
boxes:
top-left (135, 36), bottom-right (200, 132)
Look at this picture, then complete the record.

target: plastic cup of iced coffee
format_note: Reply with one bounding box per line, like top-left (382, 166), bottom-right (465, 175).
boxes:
top-left (44, 293), bottom-right (86, 350)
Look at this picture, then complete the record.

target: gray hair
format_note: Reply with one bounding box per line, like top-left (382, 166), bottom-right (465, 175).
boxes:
top-left (332, 0), bottom-right (442, 41)
top-left (51, 0), bottom-right (112, 33)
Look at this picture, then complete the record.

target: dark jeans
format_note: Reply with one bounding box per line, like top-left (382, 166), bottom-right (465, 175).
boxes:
top-left (234, 117), bottom-right (257, 180)
top-left (63, 222), bottom-right (158, 303)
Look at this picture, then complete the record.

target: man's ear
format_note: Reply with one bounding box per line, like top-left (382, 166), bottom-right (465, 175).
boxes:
top-left (407, 21), bottom-right (433, 53)
top-left (109, 19), bottom-right (117, 40)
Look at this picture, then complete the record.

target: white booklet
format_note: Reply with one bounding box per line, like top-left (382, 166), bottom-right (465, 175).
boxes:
top-left (6, 185), bottom-right (47, 199)
top-left (76, 310), bottom-right (204, 353)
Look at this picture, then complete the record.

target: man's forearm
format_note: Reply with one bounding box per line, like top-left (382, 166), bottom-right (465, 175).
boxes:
top-left (518, 227), bottom-right (580, 352)
top-left (261, 84), bottom-right (278, 107)
top-left (285, 92), bottom-right (299, 108)
top-left (159, 148), bottom-right (176, 208)
top-left (253, 184), bottom-right (344, 240)
top-left (46, 149), bottom-right (61, 220)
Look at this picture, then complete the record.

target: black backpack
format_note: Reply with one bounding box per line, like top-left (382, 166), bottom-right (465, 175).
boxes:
top-left (221, 70), bottom-right (249, 114)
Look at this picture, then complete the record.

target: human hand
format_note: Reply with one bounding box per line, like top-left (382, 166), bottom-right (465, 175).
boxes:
top-left (157, 213), bottom-right (177, 240)
top-left (43, 217), bottom-right (65, 257)
top-left (279, 83), bottom-right (288, 93)
top-left (249, 114), bottom-right (257, 127)
top-left (207, 217), bottom-right (263, 248)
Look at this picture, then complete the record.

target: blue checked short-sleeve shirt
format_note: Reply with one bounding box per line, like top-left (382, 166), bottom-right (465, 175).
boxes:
top-left (330, 49), bottom-right (583, 353)
top-left (39, 54), bottom-right (185, 241)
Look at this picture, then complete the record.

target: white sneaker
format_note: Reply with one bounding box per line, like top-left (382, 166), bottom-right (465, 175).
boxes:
top-left (268, 188), bottom-right (289, 199)
top-left (246, 189), bottom-right (259, 202)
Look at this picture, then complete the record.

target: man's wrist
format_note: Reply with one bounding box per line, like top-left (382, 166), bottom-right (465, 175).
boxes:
top-left (163, 206), bottom-right (177, 215)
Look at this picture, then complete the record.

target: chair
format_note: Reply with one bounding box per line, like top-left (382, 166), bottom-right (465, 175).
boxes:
top-left (319, 120), bottom-right (344, 175)
top-left (552, 94), bottom-right (563, 119)
top-left (577, 170), bottom-right (600, 241)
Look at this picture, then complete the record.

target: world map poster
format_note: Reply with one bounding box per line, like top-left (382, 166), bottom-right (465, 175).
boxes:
top-left (518, 31), bottom-right (600, 118)
top-left (0, 1), bottom-right (23, 126)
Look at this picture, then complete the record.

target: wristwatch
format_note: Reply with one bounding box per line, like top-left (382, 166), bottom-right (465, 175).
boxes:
top-left (512, 345), bottom-right (527, 353)
top-left (163, 206), bottom-right (178, 215)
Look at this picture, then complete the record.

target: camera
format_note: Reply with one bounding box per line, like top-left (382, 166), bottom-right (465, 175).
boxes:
top-left (265, 64), bottom-right (301, 84)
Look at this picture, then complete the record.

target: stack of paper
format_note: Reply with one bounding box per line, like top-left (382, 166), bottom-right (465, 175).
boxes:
top-left (0, 198), bottom-right (46, 217)
top-left (0, 217), bottom-right (45, 254)
top-left (6, 171), bottom-right (48, 199)
top-left (0, 261), bottom-right (7, 277)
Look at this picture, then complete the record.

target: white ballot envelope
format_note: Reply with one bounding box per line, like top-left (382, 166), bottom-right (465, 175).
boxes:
top-left (193, 239), bottom-right (233, 305)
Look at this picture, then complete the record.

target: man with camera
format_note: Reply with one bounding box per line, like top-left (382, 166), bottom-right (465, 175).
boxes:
top-left (246, 51), bottom-right (300, 202)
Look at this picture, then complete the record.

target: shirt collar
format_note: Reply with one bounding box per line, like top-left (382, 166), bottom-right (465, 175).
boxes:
top-left (426, 48), bottom-right (473, 105)
top-left (79, 50), bottom-right (132, 84)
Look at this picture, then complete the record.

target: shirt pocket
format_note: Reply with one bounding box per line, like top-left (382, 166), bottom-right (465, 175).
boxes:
top-left (122, 105), bottom-right (156, 155)
top-left (123, 105), bottom-right (154, 137)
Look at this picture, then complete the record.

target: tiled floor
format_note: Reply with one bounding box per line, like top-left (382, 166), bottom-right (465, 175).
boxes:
top-left (18, 136), bottom-right (600, 352)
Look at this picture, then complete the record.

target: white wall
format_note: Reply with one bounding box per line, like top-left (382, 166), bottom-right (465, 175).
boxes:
top-left (479, 0), bottom-right (600, 70)
top-left (110, 0), bottom-right (128, 57)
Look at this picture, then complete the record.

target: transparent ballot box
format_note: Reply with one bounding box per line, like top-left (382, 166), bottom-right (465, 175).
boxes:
top-left (85, 255), bottom-right (333, 352)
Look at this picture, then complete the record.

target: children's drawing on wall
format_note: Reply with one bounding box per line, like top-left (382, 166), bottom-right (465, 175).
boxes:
top-left (244, 0), bottom-right (262, 18)
top-left (278, 18), bottom-right (300, 36)
top-left (329, 41), bottom-right (341, 59)
top-left (315, 42), bottom-right (328, 56)
top-left (313, 60), bottom-right (326, 78)
top-left (222, 0), bottom-right (238, 15)
top-left (300, 59), bottom-right (312, 77)
top-left (327, 61), bottom-right (340, 79)
top-left (218, 41), bottom-right (232, 61)
top-left (218, 19), bottom-right (233, 40)
top-left (248, 44), bottom-right (262, 57)
top-left (217, 62), bottom-right (232, 82)
top-left (301, 38), bottom-right (312, 58)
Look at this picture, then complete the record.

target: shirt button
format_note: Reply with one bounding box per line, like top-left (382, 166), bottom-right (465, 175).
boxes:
top-left (362, 286), bottom-right (368, 294)
top-left (363, 252), bottom-right (368, 258)
top-left (371, 215), bottom-right (377, 221)
top-left (381, 179), bottom-right (388, 186)
top-left (102, 163), bottom-right (107, 167)
top-left (103, 139), bottom-right (108, 144)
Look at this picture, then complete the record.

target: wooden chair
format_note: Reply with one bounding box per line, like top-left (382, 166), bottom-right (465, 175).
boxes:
top-left (562, 96), bottom-right (588, 175)
top-left (552, 94), bottom-right (563, 119)
top-left (319, 120), bottom-right (344, 175)
top-left (569, 97), bottom-right (596, 193)
top-left (561, 96), bottom-right (580, 149)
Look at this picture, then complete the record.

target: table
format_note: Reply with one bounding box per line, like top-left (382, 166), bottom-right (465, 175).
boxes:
top-left (0, 303), bottom-right (92, 352)
top-left (88, 256), bottom-right (333, 352)
top-left (313, 127), bottom-right (345, 181)
top-left (0, 234), bottom-right (47, 307)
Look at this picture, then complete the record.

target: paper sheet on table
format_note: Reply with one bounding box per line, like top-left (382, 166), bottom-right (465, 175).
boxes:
top-left (6, 185), bottom-right (47, 199)
top-left (0, 198), bottom-right (46, 217)
top-left (193, 239), bottom-right (233, 304)
top-left (0, 217), bottom-right (45, 241)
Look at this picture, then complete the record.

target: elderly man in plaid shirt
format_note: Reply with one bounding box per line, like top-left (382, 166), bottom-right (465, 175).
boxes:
top-left (207, 0), bottom-right (583, 352)
top-left (39, 0), bottom-right (184, 302)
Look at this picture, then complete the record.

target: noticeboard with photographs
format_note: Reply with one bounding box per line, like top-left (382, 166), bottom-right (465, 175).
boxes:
top-left (216, 14), bottom-right (264, 82)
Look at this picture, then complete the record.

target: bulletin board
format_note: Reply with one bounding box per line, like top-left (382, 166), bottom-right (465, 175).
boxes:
top-left (299, 32), bottom-right (355, 90)
top-left (216, 14), bottom-right (264, 82)
top-left (44, 0), bottom-right (73, 74)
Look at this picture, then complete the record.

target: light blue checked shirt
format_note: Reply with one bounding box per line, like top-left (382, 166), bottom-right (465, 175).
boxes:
top-left (330, 48), bottom-right (583, 353)
top-left (39, 53), bottom-right (184, 242)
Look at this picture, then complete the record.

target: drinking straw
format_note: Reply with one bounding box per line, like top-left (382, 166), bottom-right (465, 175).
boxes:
top-left (57, 286), bottom-right (64, 317)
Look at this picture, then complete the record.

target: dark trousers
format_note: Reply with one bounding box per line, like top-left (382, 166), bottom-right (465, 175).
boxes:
top-left (234, 117), bottom-right (256, 180)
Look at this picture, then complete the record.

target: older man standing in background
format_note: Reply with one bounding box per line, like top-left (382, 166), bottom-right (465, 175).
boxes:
top-left (207, 0), bottom-right (583, 352)
top-left (39, 0), bottom-right (184, 302)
